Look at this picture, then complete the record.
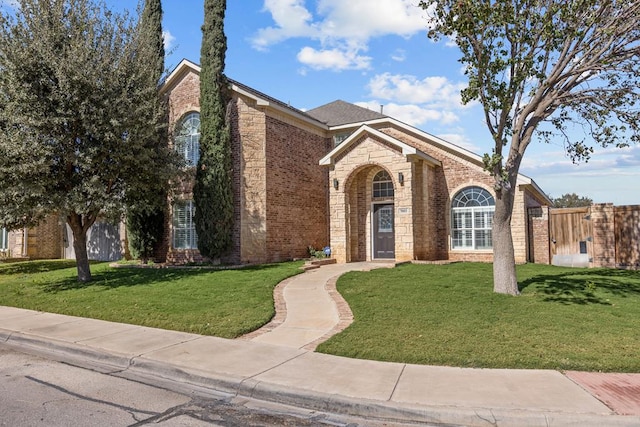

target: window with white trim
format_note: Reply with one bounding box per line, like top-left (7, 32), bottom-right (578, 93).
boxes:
top-left (451, 187), bottom-right (495, 250)
top-left (0, 228), bottom-right (8, 251)
top-left (175, 112), bottom-right (200, 166)
top-left (333, 132), bottom-right (351, 147)
top-left (372, 170), bottom-right (394, 198)
top-left (173, 201), bottom-right (198, 249)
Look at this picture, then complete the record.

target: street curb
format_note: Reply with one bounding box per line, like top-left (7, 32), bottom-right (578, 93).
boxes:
top-left (2, 331), bottom-right (639, 427)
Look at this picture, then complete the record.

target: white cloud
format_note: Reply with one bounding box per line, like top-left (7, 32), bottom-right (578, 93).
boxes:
top-left (314, 0), bottom-right (429, 41)
top-left (356, 72), bottom-right (477, 128)
top-left (355, 101), bottom-right (459, 127)
top-left (391, 49), bottom-right (406, 62)
top-left (252, 0), bottom-right (432, 69)
top-left (297, 46), bottom-right (371, 71)
top-left (436, 133), bottom-right (481, 152)
top-left (512, 145), bottom-right (640, 205)
top-left (252, 0), bottom-right (318, 50)
top-left (368, 72), bottom-right (469, 109)
top-left (162, 31), bottom-right (176, 51)
top-left (521, 145), bottom-right (640, 176)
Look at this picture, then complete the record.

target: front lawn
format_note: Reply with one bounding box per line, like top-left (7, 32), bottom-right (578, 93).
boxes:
top-left (316, 262), bottom-right (640, 372)
top-left (0, 260), bottom-right (303, 338)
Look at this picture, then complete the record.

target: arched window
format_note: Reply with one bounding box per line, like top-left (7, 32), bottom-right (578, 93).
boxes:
top-left (451, 186), bottom-right (495, 250)
top-left (175, 112), bottom-right (200, 166)
top-left (372, 170), bottom-right (394, 198)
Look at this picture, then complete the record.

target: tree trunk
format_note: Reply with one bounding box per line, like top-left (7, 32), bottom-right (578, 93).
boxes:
top-left (68, 216), bottom-right (92, 283)
top-left (492, 187), bottom-right (519, 295)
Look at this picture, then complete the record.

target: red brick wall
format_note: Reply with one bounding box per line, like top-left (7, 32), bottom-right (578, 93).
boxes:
top-left (163, 68), bottom-right (330, 265)
top-left (264, 116), bottom-right (330, 262)
top-left (591, 203), bottom-right (616, 267)
top-left (528, 206), bottom-right (550, 264)
top-left (26, 214), bottom-right (62, 259)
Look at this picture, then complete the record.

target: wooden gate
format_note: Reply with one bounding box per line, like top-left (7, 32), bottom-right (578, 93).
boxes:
top-left (549, 207), bottom-right (592, 266)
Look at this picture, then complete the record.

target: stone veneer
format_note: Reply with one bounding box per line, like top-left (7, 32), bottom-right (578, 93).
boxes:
top-left (326, 124), bottom-right (545, 264)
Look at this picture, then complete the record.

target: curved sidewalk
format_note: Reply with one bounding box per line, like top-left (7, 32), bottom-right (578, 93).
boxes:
top-left (1, 262), bottom-right (639, 426)
top-left (240, 261), bottom-right (392, 350)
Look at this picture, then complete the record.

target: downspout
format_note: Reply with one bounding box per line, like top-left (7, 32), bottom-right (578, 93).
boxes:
top-left (23, 227), bottom-right (28, 257)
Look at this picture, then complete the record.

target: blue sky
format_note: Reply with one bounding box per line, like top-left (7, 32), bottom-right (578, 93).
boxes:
top-left (2, 0), bottom-right (638, 205)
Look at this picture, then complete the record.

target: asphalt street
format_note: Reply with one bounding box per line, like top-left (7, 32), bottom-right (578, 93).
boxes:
top-left (0, 347), bottom-right (419, 427)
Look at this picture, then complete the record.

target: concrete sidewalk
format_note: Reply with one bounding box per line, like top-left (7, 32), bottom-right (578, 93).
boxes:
top-left (2, 307), bottom-right (639, 426)
top-left (1, 260), bottom-right (639, 426)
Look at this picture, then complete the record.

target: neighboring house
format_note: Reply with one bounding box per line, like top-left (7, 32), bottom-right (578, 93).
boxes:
top-left (160, 59), bottom-right (550, 265)
top-left (2, 215), bottom-right (122, 262)
top-left (2, 214), bottom-right (62, 259)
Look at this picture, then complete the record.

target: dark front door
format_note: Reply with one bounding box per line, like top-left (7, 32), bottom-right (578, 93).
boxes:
top-left (373, 204), bottom-right (395, 259)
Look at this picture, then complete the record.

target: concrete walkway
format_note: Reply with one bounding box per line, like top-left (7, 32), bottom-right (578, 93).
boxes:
top-left (241, 261), bottom-right (392, 350)
top-left (1, 263), bottom-right (640, 426)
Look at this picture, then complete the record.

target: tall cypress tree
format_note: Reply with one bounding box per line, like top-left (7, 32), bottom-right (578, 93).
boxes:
top-left (126, 0), bottom-right (168, 263)
top-left (194, 0), bottom-right (233, 259)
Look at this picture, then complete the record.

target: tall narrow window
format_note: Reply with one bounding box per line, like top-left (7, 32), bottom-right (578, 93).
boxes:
top-left (372, 170), bottom-right (394, 198)
top-left (0, 228), bottom-right (8, 251)
top-left (173, 201), bottom-right (197, 249)
top-left (174, 112), bottom-right (200, 166)
top-left (451, 187), bottom-right (495, 250)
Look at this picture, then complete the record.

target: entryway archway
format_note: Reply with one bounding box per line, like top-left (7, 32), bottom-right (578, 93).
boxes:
top-left (344, 166), bottom-right (396, 262)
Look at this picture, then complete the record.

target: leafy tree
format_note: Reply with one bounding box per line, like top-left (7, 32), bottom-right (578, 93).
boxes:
top-left (552, 193), bottom-right (593, 208)
top-left (194, 0), bottom-right (234, 260)
top-left (126, 0), bottom-right (168, 263)
top-left (419, 0), bottom-right (640, 294)
top-left (0, 0), bottom-right (180, 281)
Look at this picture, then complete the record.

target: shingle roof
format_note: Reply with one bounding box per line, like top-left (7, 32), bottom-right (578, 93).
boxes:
top-left (227, 77), bottom-right (321, 123)
top-left (306, 100), bottom-right (387, 126)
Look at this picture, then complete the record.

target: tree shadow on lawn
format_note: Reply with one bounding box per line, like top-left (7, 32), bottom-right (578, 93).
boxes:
top-left (0, 260), bottom-right (78, 276)
top-left (518, 268), bottom-right (640, 305)
top-left (40, 262), bottom-right (289, 293)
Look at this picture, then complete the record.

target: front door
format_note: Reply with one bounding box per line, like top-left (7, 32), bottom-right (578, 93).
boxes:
top-left (373, 204), bottom-right (395, 259)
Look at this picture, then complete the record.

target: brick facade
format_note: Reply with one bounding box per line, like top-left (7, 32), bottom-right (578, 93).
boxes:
top-left (591, 203), bottom-right (616, 267)
top-left (5, 214), bottom-right (62, 259)
top-left (162, 63), bottom-right (330, 265)
top-left (155, 60), bottom-right (551, 266)
top-left (7, 60), bottom-right (555, 266)
top-left (527, 206), bottom-right (551, 265)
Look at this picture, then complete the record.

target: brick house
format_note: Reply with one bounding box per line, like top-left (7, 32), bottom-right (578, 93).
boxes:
top-left (160, 59), bottom-right (550, 265)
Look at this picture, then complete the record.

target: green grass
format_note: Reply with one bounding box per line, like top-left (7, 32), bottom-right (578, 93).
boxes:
top-left (0, 259), bottom-right (303, 338)
top-left (316, 262), bottom-right (640, 372)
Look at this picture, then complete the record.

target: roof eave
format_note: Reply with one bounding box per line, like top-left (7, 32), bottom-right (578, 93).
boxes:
top-left (319, 125), bottom-right (441, 168)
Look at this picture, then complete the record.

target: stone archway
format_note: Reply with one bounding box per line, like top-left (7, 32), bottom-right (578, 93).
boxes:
top-left (343, 165), bottom-right (395, 262)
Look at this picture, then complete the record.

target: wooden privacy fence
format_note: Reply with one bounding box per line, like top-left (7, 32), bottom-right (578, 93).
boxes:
top-left (550, 207), bottom-right (592, 267)
top-left (528, 204), bottom-right (640, 269)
